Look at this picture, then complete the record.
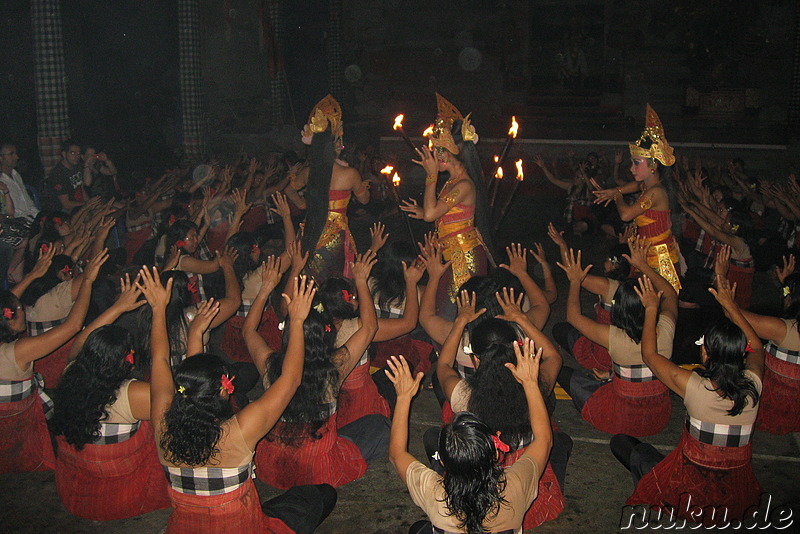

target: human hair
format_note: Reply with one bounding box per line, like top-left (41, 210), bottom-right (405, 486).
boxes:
top-left (226, 231), bottom-right (259, 287)
top-left (50, 326), bottom-right (135, 449)
top-left (135, 270), bottom-right (191, 369)
top-left (155, 206), bottom-right (191, 241)
top-left (160, 353), bottom-right (234, 466)
top-left (460, 270), bottom-right (524, 336)
top-left (20, 254), bottom-right (74, 307)
top-left (466, 319), bottom-right (530, 447)
top-left (438, 412), bottom-right (507, 534)
top-left (610, 280), bottom-right (645, 344)
top-left (60, 138), bottom-right (78, 153)
top-left (265, 308), bottom-right (339, 444)
top-left (0, 291), bottom-right (22, 343)
top-left (782, 273), bottom-right (800, 333)
top-left (371, 241), bottom-right (417, 311)
top-left (605, 244), bottom-right (631, 281)
top-left (164, 220), bottom-right (198, 262)
top-left (695, 318), bottom-right (760, 416)
top-left (301, 125), bottom-right (336, 256)
top-left (318, 277), bottom-right (358, 320)
top-left (451, 119), bottom-right (494, 254)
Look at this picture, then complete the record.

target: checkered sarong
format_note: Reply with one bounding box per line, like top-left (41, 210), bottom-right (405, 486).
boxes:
top-left (27, 316), bottom-right (66, 337)
top-left (597, 297), bottom-right (612, 312)
top-left (126, 221), bottom-right (152, 233)
top-left (375, 304), bottom-right (403, 320)
top-left (729, 257), bottom-right (754, 269)
top-left (765, 341), bottom-right (800, 365)
top-left (237, 300), bottom-right (252, 318)
top-left (164, 463), bottom-right (253, 496)
top-left (613, 362), bottom-right (657, 382)
top-left (0, 374), bottom-right (54, 420)
top-left (686, 416), bottom-right (753, 447)
top-left (93, 421), bottom-right (141, 445)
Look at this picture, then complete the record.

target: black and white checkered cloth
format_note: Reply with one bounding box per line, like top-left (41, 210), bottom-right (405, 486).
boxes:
top-left (613, 362), bottom-right (657, 382)
top-left (327, 0), bottom-right (344, 100)
top-left (686, 416), bottom-right (753, 447)
top-left (93, 421), bottom-right (141, 445)
top-left (164, 463), bottom-right (253, 496)
top-left (376, 303), bottom-right (404, 320)
top-left (237, 300), bottom-right (253, 318)
top-left (178, 0), bottom-right (203, 160)
top-left (597, 297), bottom-right (612, 312)
top-left (0, 374), bottom-right (54, 420)
top-left (729, 256), bottom-right (754, 269)
top-left (27, 316), bottom-right (66, 337)
top-left (765, 341), bottom-right (800, 365)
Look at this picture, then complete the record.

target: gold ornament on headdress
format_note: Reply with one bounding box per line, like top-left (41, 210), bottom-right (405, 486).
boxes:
top-left (430, 93), bottom-right (478, 155)
top-left (629, 104), bottom-right (675, 167)
top-left (305, 95), bottom-right (343, 135)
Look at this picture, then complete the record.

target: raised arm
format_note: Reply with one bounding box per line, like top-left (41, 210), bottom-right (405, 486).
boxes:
top-left (499, 243), bottom-right (550, 329)
top-left (556, 248), bottom-right (609, 348)
top-left (624, 236), bottom-right (678, 322)
top-left (436, 291), bottom-right (485, 401)
top-left (530, 242), bottom-right (557, 305)
top-left (386, 354), bottom-right (425, 484)
top-left (417, 238), bottom-right (454, 345)
top-left (243, 256), bottom-right (283, 376)
top-left (338, 251), bottom-right (379, 376)
top-left (709, 277), bottom-right (765, 381)
top-left (10, 245), bottom-right (56, 298)
top-left (373, 259), bottom-right (424, 342)
top-left (533, 154), bottom-right (571, 191)
top-left (209, 246), bottom-right (243, 329)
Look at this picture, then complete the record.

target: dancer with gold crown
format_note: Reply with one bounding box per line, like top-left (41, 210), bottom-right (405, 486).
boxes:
top-left (593, 105), bottom-right (681, 293)
top-left (400, 94), bottom-right (494, 318)
top-left (301, 95), bottom-right (370, 283)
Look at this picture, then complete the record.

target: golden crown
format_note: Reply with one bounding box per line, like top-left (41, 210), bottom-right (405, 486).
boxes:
top-left (430, 93), bottom-right (478, 155)
top-left (629, 104), bottom-right (675, 167)
top-left (306, 95), bottom-right (342, 135)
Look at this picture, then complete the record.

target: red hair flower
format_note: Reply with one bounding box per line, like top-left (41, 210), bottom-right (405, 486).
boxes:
top-left (252, 244), bottom-right (259, 254)
top-left (186, 280), bottom-right (199, 294)
top-left (60, 265), bottom-right (73, 277)
top-left (744, 341), bottom-right (755, 353)
top-left (52, 217), bottom-right (63, 226)
top-left (491, 434), bottom-right (510, 453)
top-left (168, 214), bottom-right (178, 226)
top-left (40, 243), bottom-right (50, 253)
top-left (341, 289), bottom-right (354, 303)
top-left (54, 184), bottom-right (62, 191)
top-left (324, 324), bottom-right (332, 332)
top-left (175, 240), bottom-right (187, 249)
top-left (2, 308), bottom-right (14, 320)
top-left (220, 374), bottom-right (235, 395)
top-left (124, 350), bottom-right (135, 365)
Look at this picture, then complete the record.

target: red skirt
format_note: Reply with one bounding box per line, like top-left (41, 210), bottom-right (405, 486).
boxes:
top-left (241, 206), bottom-right (269, 233)
top-left (166, 478), bottom-right (293, 534)
top-left (572, 336), bottom-right (611, 372)
top-left (255, 415), bottom-right (367, 489)
top-left (502, 448), bottom-right (564, 528)
top-left (34, 337), bottom-right (76, 389)
top-left (628, 429), bottom-right (762, 526)
top-left (372, 336), bottom-right (433, 376)
top-left (222, 315), bottom-right (254, 364)
top-left (727, 262), bottom-right (754, 310)
top-left (55, 421), bottom-right (170, 520)
top-left (205, 223), bottom-right (230, 255)
top-left (581, 377), bottom-right (672, 436)
top-left (755, 352), bottom-right (800, 434)
top-left (594, 301), bottom-right (611, 325)
top-left (336, 363), bottom-right (391, 429)
top-left (125, 225), bottom-right (153, 265)
top-left (0, 393), bottom-right (55, 474)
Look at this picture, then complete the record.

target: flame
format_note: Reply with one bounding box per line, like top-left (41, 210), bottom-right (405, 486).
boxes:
top-left (380, 165), bottom-right (394, 175)
top-left (493, 155), bottom-right (499, 163)
top-left (392, 172), bottom-right (401, 186)
top-left (428, 138), bottom-right (433, 149)
top-left (495, 167), bottom-right (504, 179)
top-left (508, 116), bottom-right (519, 138)
top-left (393, 114), bottom-right (404, 130)
top-left (422, 124), bottom-right (434, 137)
top-left (515, 159), bottom-right (524, 181)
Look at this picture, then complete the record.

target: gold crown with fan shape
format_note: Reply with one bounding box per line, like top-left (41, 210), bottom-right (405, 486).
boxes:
top-left (629, 104), bottom-right (675, 167)
top-left (305, 95), bottom-right (343, 136)
top-left (430, 93), bottom-right (478, 155)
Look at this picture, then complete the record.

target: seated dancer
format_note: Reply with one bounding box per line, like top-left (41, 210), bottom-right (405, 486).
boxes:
top-left (611, 276), bottom-right (765, 527)
top-left (0, 249), bottom-right (106, 474)
top-left (251, 253), bottom-right (390, 489)
top-left (142, 267), bottom-right (336, 533)
top-left (50, 277), bottom-right (169, 520)
top-left (429, 289), bottom-right (567, 529)
top-left (301, 95), bottom-right (369, 283)
top-left (387, 338), bottom-right (552, 534)
top-left (593, 105), bottom-right (681, 294)
top-left (556, 238), bottom-right (675, 436)
top-left (400, 94), bottom-right (494, 320)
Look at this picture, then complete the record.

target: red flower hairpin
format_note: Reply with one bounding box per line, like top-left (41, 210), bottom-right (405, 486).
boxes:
top-left (186, 280), bottom-right (198, 294)
top-left (124, 350), bottom-right (135, 365)
top-left (175, 240), bottom-right (187, 249)
top-left (168, 215), bottom-right (178, 226)
top-left (2, 308), bottom-right (14, 320)
top-left (252, 244), bottom-right (259, 254)
top-left (744, 341), bottom-right (755, 353)
top-left (60, 265), bottom-right (73, 277)
top-left (52, 217), bottom-right (63, 226)
top-left (324, 324), bottom-right (332, 332)
top-left (341, 289), bottom-right (354, 302)
top-left (220, 374), bottom-right (235, 395)
top-left (40, 243), bottom-right (50, 253)
top-left (491, 434), bottom-right (510, 453)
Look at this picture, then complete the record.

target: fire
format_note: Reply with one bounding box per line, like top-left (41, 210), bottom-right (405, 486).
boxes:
top-left (422, 124), bottom-right (434, 137)
top-left (380, 165), bottom-right (394, 175)
top-left (493, 155), bottom-right (499, 163)
top-left (392, 172), bottom-right (401, 186)
top-left (508, 116), bottom-right (519, 138)
top-left (495, 167), bottom-right (504, 179)
top-left (515, 159), bottom-right (524, 181)
top-left (393, 114), bottom-right (404, 130)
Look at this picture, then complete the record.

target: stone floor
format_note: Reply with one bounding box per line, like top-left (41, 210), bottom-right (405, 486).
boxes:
top-left (2, 190), bottom-right (799, 533)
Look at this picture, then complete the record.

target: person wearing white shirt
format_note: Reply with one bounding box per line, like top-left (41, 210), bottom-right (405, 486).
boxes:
top-left (0, 144), bottom-right (39, 221)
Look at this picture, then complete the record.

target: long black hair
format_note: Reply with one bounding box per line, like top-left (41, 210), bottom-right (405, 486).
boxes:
top-left (20, 254), bottom-right (74, 307)
top-left (466, 319), bottom-right (530, 447)
top-left (301, 125), bottom-right (336, 257)
top-left (781, 273), bottom-right (800, 335)
top-left (610, 280), bottom-right (645, 344)
top-left (50, 326), bottom-right (135, 449)
top-left (439, 412), bottom-right (507, 534)
top-left (0, 291), bottom-right (23, 343)
top-left (451, 119), bottom-right (494, 254)
top-left (163, 220), bottom-right (198, 264)
top-left (695, 318), bottom-right (760, 416)
top-left (371, 241), bottom-right (417, 311)
top-left (318, 277), bottom-right (358, 322)
top-left (227, 231), bottom-right (260, 287)
top-left (160, 353), bottom-right (234, 466)
top-left (135, 270), bottom-right (192, 369)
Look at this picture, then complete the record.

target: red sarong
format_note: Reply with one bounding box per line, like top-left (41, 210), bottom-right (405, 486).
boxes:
top-left (166, 478), bottom-right (293, 534)
top-left (502, 448), bottom-right (564, 528)
top-left (0, 394), bottom-right (55, 474)
top-left (572, 336), bottom-right (611, 372)
top-left (125, 225), bottom-right (152, 265)
top-left (255, 415), bottom-right (366, 489)
top-left (727, 261), bottom-right (754, 310)
top-left (628, 429), bottom-right (762, 527)
top-left (755, 352), bottom-right (800, 434)
top-left (372, 336), bottom-right (433, 376)
top-left (336, 362), bottom-right (390, 428)
top-left (581, 376), bottom-right (672, 436)
top-left (34, 337), bottom-right (76, 389)
top-left (55, 421), bottom-right (170, 520)
top-left (241, 205), bottom-right (268, 233)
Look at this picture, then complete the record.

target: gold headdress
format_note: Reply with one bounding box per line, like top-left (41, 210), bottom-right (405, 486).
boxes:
top-left (305, 95), bottom-right (342, 136)
top-left (629, 104), bottom-right (675, 167)
top-left (430, 93), bottom-right (478, 155)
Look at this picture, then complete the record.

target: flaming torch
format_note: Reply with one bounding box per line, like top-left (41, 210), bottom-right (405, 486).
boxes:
top-left (381, 165), bottom-right (416, 242)
top-left (393, 114), bottom-right (417, 153)
top-left (392, 172), bottom-right (401, 187)
top-left (494, 159), bottom-right (524, 232)
top-left (489, 117), bottom-right (519, 207)
top-left (422, 124), bottom-right (434, 150)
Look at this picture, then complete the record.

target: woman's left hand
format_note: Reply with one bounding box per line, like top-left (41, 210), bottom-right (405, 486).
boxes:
top-left (400, 198), bottom-right (423, 220)
top-left (633, 276), bottom-right (662, 310)
top-left (411, 146), bottom-right (439, 177)
top-left (506, 337), bottom-right (542, 386)
top-left (456, 290), bottom-right (486, 323)
top-left (495, 287), bottom-right (525, 323)
top-left (385, 355), bottom-right (424, 400)
top-left (352, 249), bottom-right (377, 282)
top-left (499, 243), bottom-right (528, 278)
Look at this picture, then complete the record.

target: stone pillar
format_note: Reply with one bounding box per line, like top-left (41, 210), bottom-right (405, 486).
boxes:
top-left (178, 0), bottom-right (203, 161)
top-left (31, 0), bottom-right (70, 174)
top-left (327, 0), bottom-right (344, 101)
top-left (266, 0), bottom-right (287, 128)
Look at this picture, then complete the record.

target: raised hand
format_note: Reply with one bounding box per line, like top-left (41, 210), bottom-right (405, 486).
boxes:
top-left (260, 255), bottom-right (283, 291)
top-left (113, 273), bottom-right (145, 313)
top-left (189, 298), bottom-right (221, 337)
top-left (776, 254), bottom-right (796, 285)
top-left (556, 248), bottom-right (592, 284)
top-left (633, 276), bottom-right (662, 310)
top-left (499, 243), bottom-right (528, 278)
top-left (29, 244), bottom-right (57, 279)
top-left (385, 354), bottom-right (424, 399)
top-left (714, 244), bottom-right (731, 279)
top-left (547, 222), bottom-right (568, 253)
top-left (218, 246), bottom-right (239, 269)
top-left (351, 249), bottom-right (377, 282)
top-left (369, 222), bottom-right (389, 252)
top-left (270, 192), bottom-right (291, 219)
top-left (623, 235), bottom-right (650, 270)
top-left (709, 275), bottom-right (737, 309)
top-left (136, 266), bottom-right (174, 311)
top-left (418, 241), bottom-right (451, 279)
top-left (411, 145), bottom-right (439, 177)
top-left (286, 239), bottom-right (309, 275)
top-left (456, 290), bottom-right (486, 323)
top-left (83, 248), bottom-right (109, 283)
top-left (402, 258), bottom-right (425, 285)
top-left (283, 274), bottom-right (317, 321)
top-left (529, 242), bottom-right (548, 265)
top-left (505, 337), bottom-right (542, 386)
top-left (495, 287), bottom-right (525, 323)
top-left (400, 198), bottom-right (423, 220)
